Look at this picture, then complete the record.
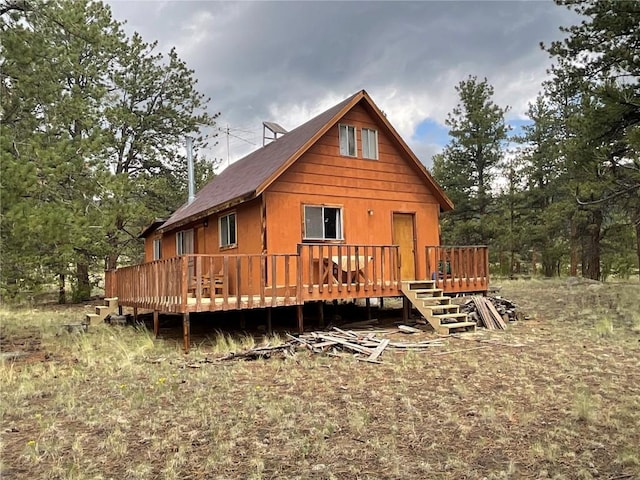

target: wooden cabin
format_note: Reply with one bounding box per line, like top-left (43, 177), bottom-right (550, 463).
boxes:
top-left (105, 90), bottom-right (488, 349)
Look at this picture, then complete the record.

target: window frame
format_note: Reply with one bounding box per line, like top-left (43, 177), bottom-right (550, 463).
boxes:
top-left (219, 212), bottom-right (237, 249)
top-left (361, 127), bottom-right (378, 160)
top-left (338, 124), bottom-right (357, 157)
top-left (303, 205), bottom-right (344, 241)
top-left (176, 229), bottom-right (194, 256)
top-left (152, 238), bottom-right (162, 260)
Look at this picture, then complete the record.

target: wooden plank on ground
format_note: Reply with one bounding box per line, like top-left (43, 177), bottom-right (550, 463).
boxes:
top-left (316, 333), bottom-right (374, 355)
top-left (398, 325), bottom-right (421, 334)
top-left (367, 338), bottom-right (390, 361)
top-left (331, 327), bottom-right (359, 338)
top-left (485, 299), bottom-right (508, 329)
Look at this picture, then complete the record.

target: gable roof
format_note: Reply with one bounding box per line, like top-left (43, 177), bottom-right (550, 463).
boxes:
top-left (158, 89), bottom-right (453, 233)
top-left (138, 218), bottom-right (167, 238)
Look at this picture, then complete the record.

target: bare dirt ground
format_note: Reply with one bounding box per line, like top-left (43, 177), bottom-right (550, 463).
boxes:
top-left (1, 279), bottom-right (639, 479)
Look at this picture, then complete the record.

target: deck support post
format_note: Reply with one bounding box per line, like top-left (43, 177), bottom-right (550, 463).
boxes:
top-left (366, 297), bottom-right (371, 320)
top-left (266, 308), bottom-right (272, 335)
top-left (153, 310), bottom-right (159, 338)
top-left (239, 312), bottom-right (246, 330)
top-left (118, 305), bottom-right (123, 316)
top-left (379, 297), bottom-right (384, 309)
top-left (133, 307), bottom-right (138, 324)
top-left (402, 296), bottom-right (410, 323)
top-left (317, 301), bottom-right (324, 329)
top-left (296, 304), bottom-right (304, 334)
top-left (182, 313), bottom-right (190, 353)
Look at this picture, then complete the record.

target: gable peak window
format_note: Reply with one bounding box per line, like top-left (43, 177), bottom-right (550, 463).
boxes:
top-left (339, 124), bottom-right (356, 157)
top-left (362, 128), bottom-right (378, 160)
top-left (304, 205), bottom-right (343, 241)
top-left (219, 212), bottom-right (237, 248)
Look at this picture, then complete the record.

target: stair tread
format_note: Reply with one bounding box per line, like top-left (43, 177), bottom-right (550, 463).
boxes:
top-left (421, 297), bottom-right (451, 303)
top-left (434, 312), bottom-right (468, 318)
top-left (422, 304), bottom-right (458, 309)
top-left (441, 321), bottom-right (477, 329)
top-left (404, 281), bottom-right (436, 289)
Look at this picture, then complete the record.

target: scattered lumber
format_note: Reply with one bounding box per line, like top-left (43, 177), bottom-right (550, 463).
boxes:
top-left (218, 327), bottom-right (445, 363)
top-left (460, 295), bottom-right (522, 329)
top-left (398, 325), bottom-right (421, 334)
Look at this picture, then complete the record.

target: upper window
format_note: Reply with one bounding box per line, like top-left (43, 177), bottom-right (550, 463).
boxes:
top-left (219, 212), bottom-right (237, 248)
top-left (176, 229), bottom-right (194, 255)
top-left (339, 124), bottom-right (356, 157)
top-left (304, 205), bottom-right (343, 240)
top-left (152, 238), bottom-right (162, 260)
top-left (362, 128), bottom-right (378, 160)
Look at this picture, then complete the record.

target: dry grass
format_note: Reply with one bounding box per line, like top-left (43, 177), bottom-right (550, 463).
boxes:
top-left (1, 279), bottom-right (639, 479)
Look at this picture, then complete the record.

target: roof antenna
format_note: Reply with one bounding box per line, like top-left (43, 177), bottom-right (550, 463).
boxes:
top-left (262, 122), bottom-right (287, 146)
top-left (186, 136), bottom-right (195, 204)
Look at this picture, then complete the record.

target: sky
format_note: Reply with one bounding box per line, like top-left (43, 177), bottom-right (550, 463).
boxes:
top-left (106, 0), bottom-right (578, 169)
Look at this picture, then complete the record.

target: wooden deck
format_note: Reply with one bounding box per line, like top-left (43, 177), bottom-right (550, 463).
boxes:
top-left (105, 244), bottom-right (488, 314)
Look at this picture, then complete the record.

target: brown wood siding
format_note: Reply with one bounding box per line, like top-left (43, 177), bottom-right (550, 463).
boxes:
top-left (265, 103), bottom-right (441, 280)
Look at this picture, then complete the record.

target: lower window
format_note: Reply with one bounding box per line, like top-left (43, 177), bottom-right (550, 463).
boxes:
top-left (304, 205), bottom-right (343, 240)
top-left (152, 238), bottom-right (162, 260)
top-left (219, 212), bottom-right (237, 248)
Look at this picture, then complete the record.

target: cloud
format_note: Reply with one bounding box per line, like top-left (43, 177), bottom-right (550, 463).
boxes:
top-left (107, 0), bottom-right (578, 166)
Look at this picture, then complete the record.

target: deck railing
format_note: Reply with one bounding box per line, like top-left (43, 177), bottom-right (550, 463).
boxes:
top-left (425, 245), bottom-right (489, 293)
top-left (107, 244), bottom-right (486, 313)
top-left (110, 254), bottom-right (299, 312)
top-left (298, 243), bottom-right (401, 301)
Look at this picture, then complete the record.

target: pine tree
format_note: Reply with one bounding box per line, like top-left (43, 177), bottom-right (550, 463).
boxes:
top-left (544, 0), bottom-right (640, 278)
top-left (432, 76), bottom-right (509, 245)
top-left (1, 0), bottom-right (218, 300)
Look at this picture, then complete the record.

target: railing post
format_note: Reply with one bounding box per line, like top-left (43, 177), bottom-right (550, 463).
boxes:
top-left (181, 256), bottom-right (188, 311)
top-left (307, 244), bottom-right (314, 295)
top-left (222, 256), bottom-right (229, 308)
top-left (271, 254), bottom-right (277, 307)
top-left (260, 254), bottom-right (266, 307)
top-left (284, 255), bottom-right (290, 300)
top-left (235, 256), bottom-right (242, 307)
top-left (247, 256), bottom-right (253, 308)
top-left (296, 244), bottom-right (302, 304)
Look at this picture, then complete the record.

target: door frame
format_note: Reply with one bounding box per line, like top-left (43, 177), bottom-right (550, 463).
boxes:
top-left (391, 211), bottom-right (418, 280)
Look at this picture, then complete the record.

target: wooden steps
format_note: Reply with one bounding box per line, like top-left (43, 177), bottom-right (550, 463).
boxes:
top-left (84, 297), bottom-right (118, 324)
top-left (401, 281), bottom-right (475, 334)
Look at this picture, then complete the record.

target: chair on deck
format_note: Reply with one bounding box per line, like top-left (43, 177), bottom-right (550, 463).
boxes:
top-left (189, 272), bottom-right (225, 296)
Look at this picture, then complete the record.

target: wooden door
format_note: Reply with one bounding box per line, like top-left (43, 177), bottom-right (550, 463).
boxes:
top-left (392, 213), bottom-right (416, 280)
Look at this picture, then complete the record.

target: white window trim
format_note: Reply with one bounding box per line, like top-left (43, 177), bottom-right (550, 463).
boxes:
top-left (339, 124), bottom-right (357, 157)
top-left (176, 229), bottom-right (194, 256)
top-left (303, 205), bottom-right (344, 241)
top-left (152, 238), bottom-right (162, 260)
top-left (362, 128), bottom-right (378, 160)
top-left (219, 212), bottom-right (237, 248)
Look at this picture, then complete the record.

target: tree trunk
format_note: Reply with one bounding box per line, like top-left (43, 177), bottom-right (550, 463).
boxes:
top-left (581, 209), bottom-right (602, 281)
top-left (569, 217), bottom-right (579, 276)
top-left (542, 257), bottom-right (556, 277)
top-left (58, 274), bottom-right (66, 304)
top-left (74, 262), bottom-right (92, 302)
top-left (106, 254), bottom-right (119, 271)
